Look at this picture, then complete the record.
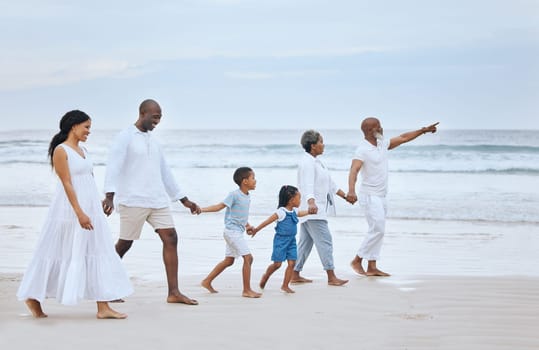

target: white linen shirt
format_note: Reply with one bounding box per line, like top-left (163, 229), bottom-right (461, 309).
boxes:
top-left (297, 152), bottom-right (338, 222)
top-left (103, 125), bottom-right (185, 208)
top-left (353, 138), bottom-right (391, 197)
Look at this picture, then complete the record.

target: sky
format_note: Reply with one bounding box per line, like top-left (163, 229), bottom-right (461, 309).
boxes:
top-left (1, 0), bottom-right (538, 130)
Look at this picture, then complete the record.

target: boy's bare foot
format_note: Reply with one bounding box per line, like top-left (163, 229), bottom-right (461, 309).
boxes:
top-left (96, 309), bottom-right (128, 319)
top-left (366, 268), bottom-right (390, 277)
top-left (351, 260), bottom-right (366, 275)
top-left (328, 278), bottom-right (349, 286)
top-left (259, 273), bottom-right (269, 289)
top-left (290, 276), bottom-right (313, 284)
top-left (242, 290), bottom-right (262, 298)
top-left (281, 286), bottom-right (295, 293)
top-left (25, 299), bottom-right (47, 318)
top-left (167, 293), bottom-right (199, 305)
top-left (201, 280), bottom-right (218, 293)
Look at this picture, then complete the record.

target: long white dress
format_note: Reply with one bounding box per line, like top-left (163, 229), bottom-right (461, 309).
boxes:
top-left (17, 144), bottom-right (133, 305)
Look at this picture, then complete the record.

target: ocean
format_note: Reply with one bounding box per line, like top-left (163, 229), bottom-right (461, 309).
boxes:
top-left (1, 129), bottom-right (538, 225)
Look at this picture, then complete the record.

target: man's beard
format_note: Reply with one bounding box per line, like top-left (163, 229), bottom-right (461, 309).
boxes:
top-left (374, 132), bottom-right (384, 141)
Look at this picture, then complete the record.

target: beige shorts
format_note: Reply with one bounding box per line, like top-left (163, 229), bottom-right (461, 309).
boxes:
top-left (118, 204), bottom-right (175, 240)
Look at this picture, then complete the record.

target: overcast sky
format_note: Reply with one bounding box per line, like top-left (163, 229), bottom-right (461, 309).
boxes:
top-left (1, 0), bottom-right (538, 130)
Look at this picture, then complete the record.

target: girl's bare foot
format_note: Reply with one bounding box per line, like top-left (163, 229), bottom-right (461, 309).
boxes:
top-left (242, 290), bottom-right (262, 298)
top-left (25, 299), bottom-right (47, 318)
top-left (96, 309), bottom-right (128, 319)
top-left (281, 286), bottom-right (296, 293)
top-left (201, 280), bottom-right (218, 293)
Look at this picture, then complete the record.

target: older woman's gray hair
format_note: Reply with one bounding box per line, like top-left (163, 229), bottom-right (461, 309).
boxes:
top-left (300, 129), bottom-right (321, 153)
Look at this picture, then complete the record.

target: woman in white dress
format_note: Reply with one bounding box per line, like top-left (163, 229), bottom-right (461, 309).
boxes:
top-left (17, 110), bottom-right (133, 319)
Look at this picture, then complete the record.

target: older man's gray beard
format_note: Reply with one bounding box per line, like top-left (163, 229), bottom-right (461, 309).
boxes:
top-left (375, 132), bottom-right (384, 141)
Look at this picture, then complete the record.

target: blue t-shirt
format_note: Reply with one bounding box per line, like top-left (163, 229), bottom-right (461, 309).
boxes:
top-left (223, 189), bottom-right (251, 232)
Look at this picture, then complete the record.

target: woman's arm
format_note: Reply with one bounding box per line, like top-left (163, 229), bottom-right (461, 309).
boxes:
top-left (53, 147), bottom-right (93, 230)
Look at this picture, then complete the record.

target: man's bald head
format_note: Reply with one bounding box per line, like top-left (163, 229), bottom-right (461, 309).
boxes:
top-left (361, 117), bottom-right (380, 137)
top-left (139, 99), bottom-right (160, 114)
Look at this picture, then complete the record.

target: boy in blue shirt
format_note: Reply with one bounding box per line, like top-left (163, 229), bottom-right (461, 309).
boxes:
top-left (200, 167), bottom-right (262, 298)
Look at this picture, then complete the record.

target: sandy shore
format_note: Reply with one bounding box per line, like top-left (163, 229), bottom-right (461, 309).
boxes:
top-left (1, 273), bottom-right (538, 349)
top-left (1, 206), bottom-right (539, 349)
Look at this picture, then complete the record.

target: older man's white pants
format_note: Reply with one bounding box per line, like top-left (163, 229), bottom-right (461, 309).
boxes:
top-left (357, 194), bottom-right (387, 261)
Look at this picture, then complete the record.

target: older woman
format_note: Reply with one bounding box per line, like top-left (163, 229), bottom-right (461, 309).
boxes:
top-left (291, 130), bottom-right (349, 286)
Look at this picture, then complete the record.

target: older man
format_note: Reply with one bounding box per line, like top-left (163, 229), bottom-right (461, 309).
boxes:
top-left (347, 118), bottom-right (439, 276)
top-left (102, 99), bottom-right (200, 304)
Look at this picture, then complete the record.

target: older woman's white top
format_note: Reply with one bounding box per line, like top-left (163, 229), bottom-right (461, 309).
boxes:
top-left (297, 152), bottom-right (338, 222)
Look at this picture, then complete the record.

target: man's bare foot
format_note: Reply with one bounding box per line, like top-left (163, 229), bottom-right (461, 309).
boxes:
top-left (366, 268), bottom-right (391, 277)
top-left (25, 299), bottom-right (47, 318)
top-left (351, 260), bottom-right (366, 275)
top-left (328, 278), bottom-right (349, 286)
top-left (242, 290), bottom-right (262, 298)
top-left (259, 273), bottom-right (269, 289)
top-left (290, 276), bottom-right (313, 284)
top-left (281, 286), bottom-right (295, 293)
top-left (96, 309), bottom-right (128, 319)
top-left (201, 280), bottom-right (218, 293)
top-left (167, 293), bottom-right (199, 305)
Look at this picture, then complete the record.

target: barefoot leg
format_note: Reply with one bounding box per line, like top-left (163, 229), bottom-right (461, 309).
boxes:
top-left (25, 299), bottom-right (47, 318)
top-left (260, 262), bottom-right (281, 289)
top-left (201, 257), bottom-right (235, 294)
top-left (290, 270), bottom-right (313, 284)
top-left (327, 270), bottom-right (349, 286)
top-left (167, 293), bottom-right (199, 305)
top-left (366, 260), bottom-right (391, 277)
top-left (96, 302), bottom-right (127, 319)
top-left (351, 255), bottom-right (366, 275)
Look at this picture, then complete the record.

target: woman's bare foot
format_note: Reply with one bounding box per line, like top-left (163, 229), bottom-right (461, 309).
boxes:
top-left (242, 290), bottom-right (262, 298)
top-left (167, 293), bottom-right (199, 305)
top-left (351, 260), bottom-right (366, 275)
top-left (201, 280), bottom-right (218, 293)
top-left (259, 273), bottom-right (269, 289)
top-left (96, 309), bottom-right (128, 319)
top-left (328, 278), bottom-right (349, 286)
top-left (281, 286), bottom-right (295, 293)
top-left (366, 268), bottom-right (391, 277)
top-left (290, 276), bottom-right (313, 284)
top-left (25, 299), bottom-right (47, 318)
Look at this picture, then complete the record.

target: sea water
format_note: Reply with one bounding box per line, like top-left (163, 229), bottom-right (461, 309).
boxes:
top-left (1, 129), bottom-right (538, 224)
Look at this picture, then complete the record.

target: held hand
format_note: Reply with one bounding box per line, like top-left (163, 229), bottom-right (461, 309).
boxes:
top-left (183, 199), bottom-right (201, 215)
top-left (246, 227), bottom-right (257, 237)
top-left (78, 212), bottom-right (94, 231)
top-left (346, 192), bottom-right (358, 205)
top-left (423, 122), bottom-right (439, 134)
top-left (308, 202), bottom-right (318, 215)
top-left (102, 198), bottom-right (114, 216)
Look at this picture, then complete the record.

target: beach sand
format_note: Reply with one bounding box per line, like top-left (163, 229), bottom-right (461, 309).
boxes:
top-left (1, 206), bottom-right (538, 349)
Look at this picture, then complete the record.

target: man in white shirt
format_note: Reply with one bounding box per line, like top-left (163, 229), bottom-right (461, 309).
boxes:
top-left (102, 99), bottom-right (201, 304)
top-left (347, 118), bottom-right (439, 276)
